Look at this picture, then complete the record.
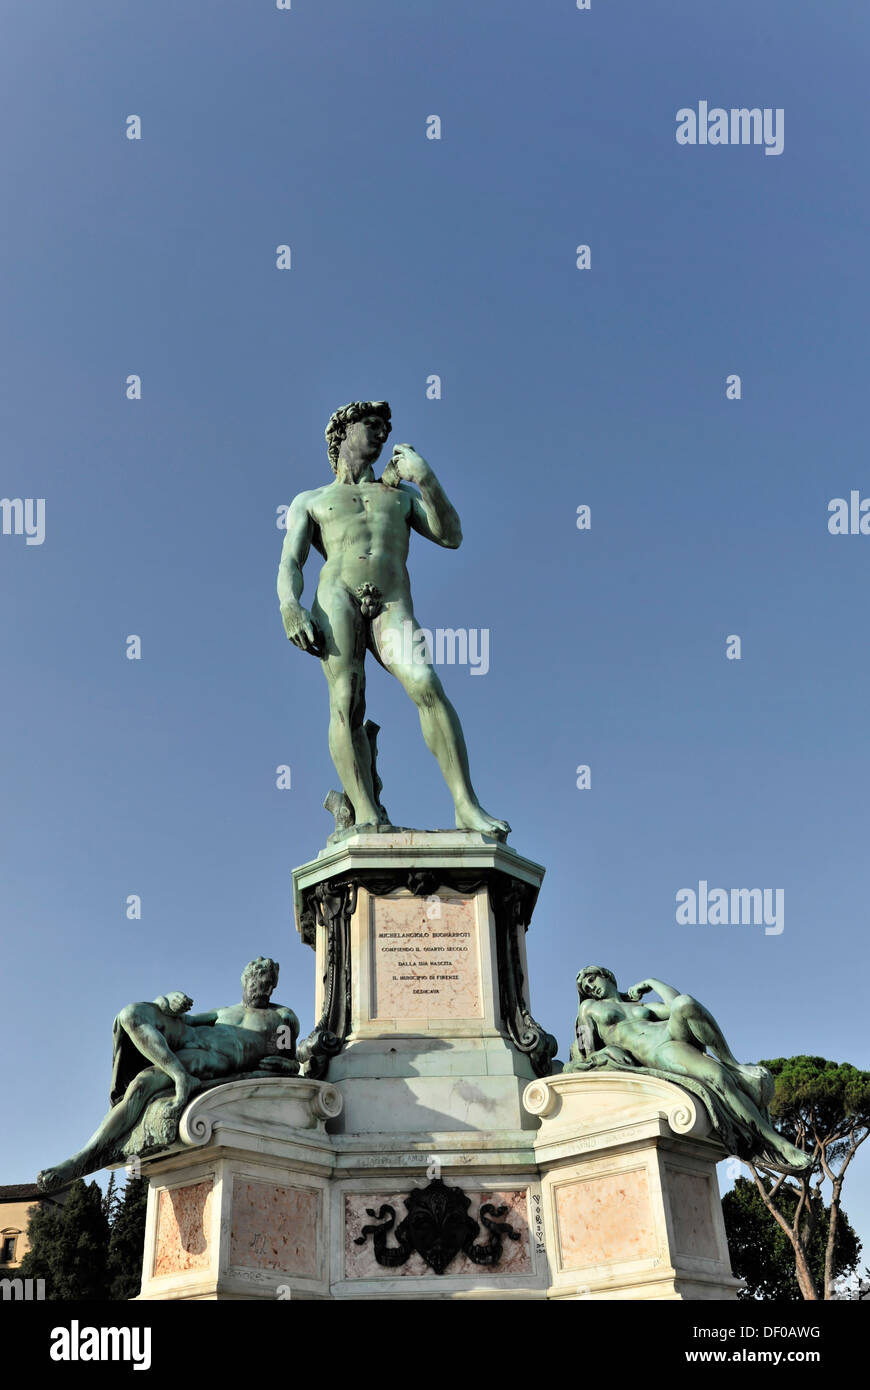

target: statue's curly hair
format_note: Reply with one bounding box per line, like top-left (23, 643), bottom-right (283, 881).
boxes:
top-left (576, 965), bottom-right (618, 998)
top-left (241, 956), bottom-right (279, 993)
top-left (325, 400), bottom-right (391, 473)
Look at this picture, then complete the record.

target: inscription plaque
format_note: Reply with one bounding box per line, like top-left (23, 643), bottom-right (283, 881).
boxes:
top-left (371, 892), bottom-right (482, 1020)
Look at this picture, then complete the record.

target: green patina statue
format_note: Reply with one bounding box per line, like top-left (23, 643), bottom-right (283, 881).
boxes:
top-left (277, 400), bottom-right (509, 838)
top-left (566, 966), bottom-right (813, 1174)
top-left (37, 957), bottom-right (299, 1191)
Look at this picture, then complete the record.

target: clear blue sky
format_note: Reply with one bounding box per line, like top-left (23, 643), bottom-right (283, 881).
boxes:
top-left (2, 1), bottom-right (869, 1258)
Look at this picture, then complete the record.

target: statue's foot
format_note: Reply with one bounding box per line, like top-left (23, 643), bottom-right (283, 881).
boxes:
top-left (454, 802), bottom-right (511, 838)
top-left (37, 1165), bottom-right (70, 1193)
top-left (157, 1101), bottom-right (185, 1146)
top-left (173, 1072), bottom-right (197, 1109)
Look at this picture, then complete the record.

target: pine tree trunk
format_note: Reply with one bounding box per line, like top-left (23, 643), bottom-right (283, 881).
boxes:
top-left (824, 1183), bottom-right (842, 1300)
top-left (793, 1242), bottom-right (819, 1300)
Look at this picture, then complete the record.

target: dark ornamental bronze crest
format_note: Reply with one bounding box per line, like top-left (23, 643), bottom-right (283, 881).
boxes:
top-left (353, 1178), bottom-right (521, 1275)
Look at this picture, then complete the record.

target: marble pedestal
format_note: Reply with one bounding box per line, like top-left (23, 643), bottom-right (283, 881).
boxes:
top-left (292, 829), bottom-right (556, 1298)
top-left (292, 830), bottom-right (556, 1138)
top-left (524, 1072), bottom-right (742, 1300)
top-left (134, 1071), bottom-right (741, 1301)
top-left (133, 833), bottom-right (741, 1300)
top-left (136, 1078), bottom-right (342, 1301)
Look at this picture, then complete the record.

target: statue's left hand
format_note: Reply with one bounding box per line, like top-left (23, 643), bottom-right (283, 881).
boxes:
top-left (627, 981), bottom-right (652, 1002)
top-left (258, 1055), bottom-right (298, 1074)
top-left (381, 443), bottom-right (430, 487)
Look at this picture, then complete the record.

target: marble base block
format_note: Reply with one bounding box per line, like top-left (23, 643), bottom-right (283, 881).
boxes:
top-left (136, 1077), bottom-right (342, 1301)
top-left (330, 1167), bottom-right (550, 1299)
top-left (524, 1072), bottom-right (741, 1301)
top-left (292, 830), bottom-right (554, 1135)
top-left (133, 835), bottom-right (741, 1301)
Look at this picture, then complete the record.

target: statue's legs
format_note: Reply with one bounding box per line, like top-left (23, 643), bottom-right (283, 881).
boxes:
top-left (653, 1039), bottom-right (802, 1168)
top-left (313, 583), bottom-right (382, 825)
top-left (116, 1002), bottom-right (197, 1106)
top-left (666, 994), bottom-right (770, 1109)
top-left (370, 600), bottom-right (510, 836)
top-left (667, 994), bottom-right (741, 1066)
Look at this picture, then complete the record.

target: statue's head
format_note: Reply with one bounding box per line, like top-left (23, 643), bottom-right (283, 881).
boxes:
top-left (576, 966), bottom-right (618, 1001)
top-left (241, 956), bottom-right (280, 1007)
top-left (325, 400), bottom-right (392, 474)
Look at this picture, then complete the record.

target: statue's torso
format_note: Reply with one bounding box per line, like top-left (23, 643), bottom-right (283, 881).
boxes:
top-left (587, 999), bottom-right (662, 1057)
top-left (206, 1004), bottom-right (288, 1064)
top-left (308, 481), bottom-right (413, 597)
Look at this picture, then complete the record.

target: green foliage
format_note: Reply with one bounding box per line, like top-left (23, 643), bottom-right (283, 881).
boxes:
top-left (724, 1057), bottom-right (870, 1300)
top-left (19, 1179), bottom-right (109, 1301)
top-left (19, 1175), bottom-right (148, 1301)
top-left (106, 1177), bottom-right (149, 1301)
top-left (723, 1177), bottom-right (860, 1300)
top-left (102, 1171), bottom-right (119, 1223)
top-left (760, 1056), bottom-right (870, 1154)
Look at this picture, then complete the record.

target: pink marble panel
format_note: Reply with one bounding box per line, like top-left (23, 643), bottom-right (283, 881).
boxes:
top-left (154, 1180), bottom-right (214, 1276)
top-left (669, 1170), bottom-right (718, 1259)
top-left (230, 1179), bottom-right (320, 1277)
top-left (371, 893), bottom-right (482, 1020)
top-left (556, 1169), bottom-right (656, 1270)
top-left (345, 1188), bottom-right (532, 1278)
